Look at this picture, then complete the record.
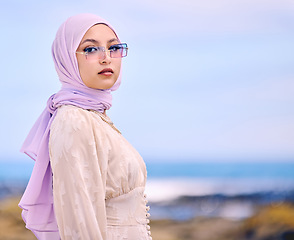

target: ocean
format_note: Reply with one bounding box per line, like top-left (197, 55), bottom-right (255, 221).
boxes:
top-left (145, 161), bottom-right (294, 220)
top-left (145, 161), bottom-right (294, 199)
top-left (1, 160), bottom-right (294, 220)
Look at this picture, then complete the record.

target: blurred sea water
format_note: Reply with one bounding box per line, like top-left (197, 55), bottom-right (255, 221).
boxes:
top-left (1, 160), bottom-right (294, 220)
top-left (146, 161), bottom-right (294, 179)
top-left (1, 160), bottom-right (293, 181)
top-left (144, 161), bottom-right (294, 220)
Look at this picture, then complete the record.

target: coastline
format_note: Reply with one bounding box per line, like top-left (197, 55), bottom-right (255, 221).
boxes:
top-left (0, 196), bottom-right (35, 240)
top-left (1, 161), bottom-right (294, 239)
top-left (149, 202), bottom-right (294, 240)
top-left (1, 196), bottom-right (294, 240)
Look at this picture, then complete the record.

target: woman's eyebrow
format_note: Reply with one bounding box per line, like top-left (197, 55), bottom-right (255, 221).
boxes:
top-left (108, 38), bottom-right (119, 44)
top-left (80, 38), bottom-right (119, 45)
top-left (80, 39), bottom-right (99, 45)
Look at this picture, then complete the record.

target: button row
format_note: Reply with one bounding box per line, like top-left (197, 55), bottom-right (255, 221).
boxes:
top-left (144, 193), bottom-right (152, 239)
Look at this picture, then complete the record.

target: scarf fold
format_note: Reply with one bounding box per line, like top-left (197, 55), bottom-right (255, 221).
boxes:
top-left (19, 13), bottom-right (121, 239)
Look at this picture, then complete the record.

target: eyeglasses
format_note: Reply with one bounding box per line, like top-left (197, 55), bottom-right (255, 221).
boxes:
top-left (76, 43), bottom-right (128, 60)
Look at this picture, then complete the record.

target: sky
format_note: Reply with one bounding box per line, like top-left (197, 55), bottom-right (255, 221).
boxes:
top-left (0, 0), bottom-right (293, 162)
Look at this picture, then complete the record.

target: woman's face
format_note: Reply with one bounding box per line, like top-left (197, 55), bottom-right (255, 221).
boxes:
top-left (76, 24), bottom-right (121, 89)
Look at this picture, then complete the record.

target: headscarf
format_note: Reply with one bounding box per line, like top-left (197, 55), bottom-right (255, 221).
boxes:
top-left (18, 13), bottom-right (121, 239)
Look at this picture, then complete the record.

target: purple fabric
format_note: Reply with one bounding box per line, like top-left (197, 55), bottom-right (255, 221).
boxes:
top-left (19, 13), bottom-right (121, 239)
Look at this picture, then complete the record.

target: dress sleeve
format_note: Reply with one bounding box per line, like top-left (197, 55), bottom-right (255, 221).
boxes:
top-left (49, 106), bottom-right (108, 240)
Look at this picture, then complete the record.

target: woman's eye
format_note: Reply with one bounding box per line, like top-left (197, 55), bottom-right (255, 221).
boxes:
top-left (83, 47), bottom-right (98, 54)
top-left (109, 44), bottom-right (122, 52)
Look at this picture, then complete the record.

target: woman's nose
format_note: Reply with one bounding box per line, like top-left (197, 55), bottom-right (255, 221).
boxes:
top-left (99, 50), bottom-right (111, 64)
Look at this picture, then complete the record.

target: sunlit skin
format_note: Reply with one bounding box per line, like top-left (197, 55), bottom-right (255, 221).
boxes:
top-left (76, 24), bottom-right (121, 90)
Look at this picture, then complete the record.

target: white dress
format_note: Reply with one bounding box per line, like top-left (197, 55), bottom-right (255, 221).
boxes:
top-left (49, 105), bottom-right (151, 240)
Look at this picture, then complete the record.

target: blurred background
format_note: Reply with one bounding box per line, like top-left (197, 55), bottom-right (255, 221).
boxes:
top-left (0, 0), bottom-right (294, 239)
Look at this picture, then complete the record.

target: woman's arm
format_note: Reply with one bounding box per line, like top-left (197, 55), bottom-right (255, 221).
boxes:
top-left (49, 106), bottom-right (108, 240)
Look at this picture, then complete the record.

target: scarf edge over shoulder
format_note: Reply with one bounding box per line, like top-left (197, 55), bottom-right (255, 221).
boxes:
top-left (19, 13), bottom-right (122, 239)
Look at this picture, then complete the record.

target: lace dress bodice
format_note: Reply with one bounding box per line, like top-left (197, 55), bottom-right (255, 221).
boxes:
top-left (49, 105), bottom-right (151, 240)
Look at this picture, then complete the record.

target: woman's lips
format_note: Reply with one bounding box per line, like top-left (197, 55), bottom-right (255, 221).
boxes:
top-left (98, 68), bottom-right (113, 76)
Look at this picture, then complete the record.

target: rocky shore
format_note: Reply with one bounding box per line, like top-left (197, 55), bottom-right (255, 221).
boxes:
top-left (150, 203), bottom-right (294, 240)
top-left (1, 196), bottom-right (294, 240)
top-left (0, 197), bottom-right (35, 240)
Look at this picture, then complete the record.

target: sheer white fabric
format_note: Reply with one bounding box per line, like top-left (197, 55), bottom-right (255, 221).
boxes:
top-left (49, 105), bottom-right (151, 240)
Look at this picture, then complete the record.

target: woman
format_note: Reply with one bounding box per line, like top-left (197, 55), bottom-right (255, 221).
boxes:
top-left (19, 13), bottom-right (151, 240)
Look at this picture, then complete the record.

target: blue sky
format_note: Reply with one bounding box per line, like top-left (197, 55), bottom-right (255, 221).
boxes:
top-left (0, 0), bottom-right (293, 162)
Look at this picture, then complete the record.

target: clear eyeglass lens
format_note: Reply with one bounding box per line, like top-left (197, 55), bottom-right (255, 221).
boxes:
top-left (85, 44), bottom-right (128, 60)
top-left (85, 48), bottom-right (103, 60)
top-left (110, 44), bottom-right (128, 58)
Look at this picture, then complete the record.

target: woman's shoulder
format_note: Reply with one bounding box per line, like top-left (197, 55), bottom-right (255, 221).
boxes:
top-left (55, 105), bottom-right (96, 122)
top-left (56, 104), bottom-right (89, 116)
top-left (51, 105), bottom-right (95, 133)
top-left (49, 105), bottom-right (110, 152)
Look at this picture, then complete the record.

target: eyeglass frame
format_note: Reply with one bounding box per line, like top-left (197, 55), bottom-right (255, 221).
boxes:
top-left (76, 43), bottom-right (128, 60)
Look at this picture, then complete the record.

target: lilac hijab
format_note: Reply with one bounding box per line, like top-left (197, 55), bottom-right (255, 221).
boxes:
top-left (19, 13), bottom-right (121, 239)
